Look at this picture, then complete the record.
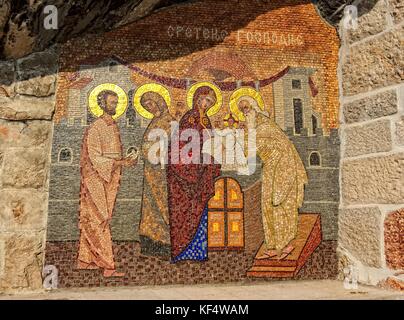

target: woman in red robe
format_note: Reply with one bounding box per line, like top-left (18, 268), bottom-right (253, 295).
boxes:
top-left (167, 86), bottom-right (221, 262)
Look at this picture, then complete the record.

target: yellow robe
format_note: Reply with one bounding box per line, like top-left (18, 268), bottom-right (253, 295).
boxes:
top-left (139, 111), bottom-right (173, 247)
top-left (255, 115), bottom-right (308, 251)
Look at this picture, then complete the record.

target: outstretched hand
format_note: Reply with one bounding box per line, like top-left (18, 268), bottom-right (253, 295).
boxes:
top-left (114, 157), bottom-right (137, 169)
top-left (122, 157), bottom-right (137, 168)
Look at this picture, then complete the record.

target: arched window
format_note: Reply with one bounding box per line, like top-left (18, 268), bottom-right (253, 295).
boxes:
top-left (312, 115), bottom-right (318, 134)
top-left (293, 98), bottom-right (303, 135)
top-left (58, 148), bottom-right (73, 164)
top-left (309, 152), bottom-right (321, 167)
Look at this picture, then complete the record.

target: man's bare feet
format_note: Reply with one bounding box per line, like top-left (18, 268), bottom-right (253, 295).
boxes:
top-left (256, 249), bottom-right (278, 259)
top-left (77, 261), bottom-right (99, 270)
top-left (256, 253), bottom-right (269, 259)
top-left (103, 269), bottom-right (125, 277)
top-left (278, 245), bottom-right (294, 260)
top-left (266, 250), bottom-right (278, 258)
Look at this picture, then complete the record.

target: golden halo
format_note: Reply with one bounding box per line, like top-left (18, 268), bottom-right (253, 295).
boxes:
top-left (187, 82), bottom-right (223, 117)
top-left (229, 87), bottom-right (265, 122)
top-left (88, 83), bottom-right (128, 120)
top-left (133, 83), bottom-right (171, 119)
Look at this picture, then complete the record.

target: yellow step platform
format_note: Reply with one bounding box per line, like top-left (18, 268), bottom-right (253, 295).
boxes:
top-left (247, 214), bottom-right (322, 278)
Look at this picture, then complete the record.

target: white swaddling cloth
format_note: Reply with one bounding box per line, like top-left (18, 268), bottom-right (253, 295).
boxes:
top-left (202, 128), bottom-right (253, 174)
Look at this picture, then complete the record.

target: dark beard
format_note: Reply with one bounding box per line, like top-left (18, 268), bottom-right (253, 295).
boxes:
top-left (105, 108), bottom-right (116, 116)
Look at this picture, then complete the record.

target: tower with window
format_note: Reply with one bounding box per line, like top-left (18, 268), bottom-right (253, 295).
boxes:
top-left (273, 67), bottom-right (322, 136)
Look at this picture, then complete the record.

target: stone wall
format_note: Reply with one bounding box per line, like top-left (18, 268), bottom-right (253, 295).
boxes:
top-left (337, 0), bottom-right (404, 285)
top-left (0, 47), bottom-right (58, 291)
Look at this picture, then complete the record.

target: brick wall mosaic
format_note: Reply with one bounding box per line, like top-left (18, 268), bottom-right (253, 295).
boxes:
top-left (45, 0), bottom-right (341, 287)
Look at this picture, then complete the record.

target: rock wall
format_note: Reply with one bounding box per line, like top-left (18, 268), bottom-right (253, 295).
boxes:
top-left (0, 47), bottom-right (58, 291)
top-left (337, 0), bottom-right (404, 286)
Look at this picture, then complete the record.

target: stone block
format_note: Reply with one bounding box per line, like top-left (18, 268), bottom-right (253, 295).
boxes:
top-left (15, 75), bottom-right (56, 97)
top-left (1, 148), bottom-right (48, 189)
top-left (342, 153), bottom-right (404, 204)
top-left (384, 208), bottom-right (404, 270)
top-left (387, 0), bottom-right (404, 24)
top-left (344, 119), bottom-right (392, 157)
top-left (379, 276), bottom-right (404, 291)
top-left (348, 0), bottom-right (389, 43)
top-left (0, 190), bottom-right (47, 232)
top-left (339, 207), bottom-right (382, 267)
top-left (343, 90), bottom-right (397, 124)
top-left (396, 116), bottom-right (404, 145)
top-left (0, 119), bottom-right (52, 150)
top-left (0, 234), bottom-right (44, 290)
top-left (342, 26), bottom-right (404, 96)
top-left (0, 239), bottom-right (4, 277)
top-left (0, 96), bottom-right (55, 120)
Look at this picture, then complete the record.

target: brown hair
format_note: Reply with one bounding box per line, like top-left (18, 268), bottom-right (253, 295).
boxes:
top-left (140, 91), bottom-right (167, 114)
top-left (97, 90), bottom-right (118, 111)
top-left (192, 86), bottom-right (216, 109)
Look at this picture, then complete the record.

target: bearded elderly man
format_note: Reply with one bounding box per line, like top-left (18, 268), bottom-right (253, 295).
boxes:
top-left (237, 93), bottom-right (308, 260)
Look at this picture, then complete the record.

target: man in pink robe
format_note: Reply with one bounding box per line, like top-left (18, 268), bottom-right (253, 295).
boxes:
top-left (77, 90), bottom-right (136, 277)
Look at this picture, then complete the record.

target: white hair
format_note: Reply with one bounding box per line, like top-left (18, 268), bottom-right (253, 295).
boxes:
top-left (238, 95), bottom-right (269, 117)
